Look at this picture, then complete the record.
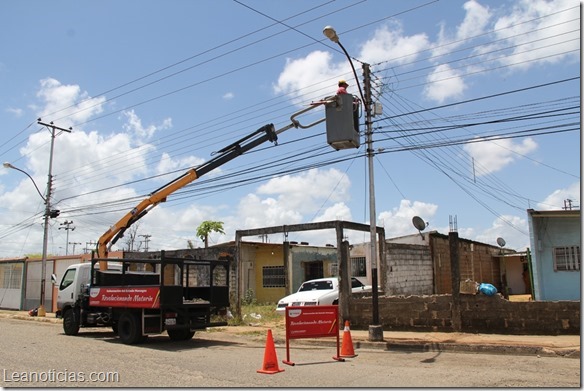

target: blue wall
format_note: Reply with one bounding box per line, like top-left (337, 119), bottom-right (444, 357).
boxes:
top-left (529, 211), bottom-right (581, 301)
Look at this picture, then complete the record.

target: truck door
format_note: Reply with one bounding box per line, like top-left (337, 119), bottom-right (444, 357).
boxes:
top-left (57, 264), bottom-right (90, 309)
top-left (57, 267), bottom-right (77, 309)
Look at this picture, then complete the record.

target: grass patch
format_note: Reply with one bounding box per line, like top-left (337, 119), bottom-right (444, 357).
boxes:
top-left (228, 303), bottom-right (283, 328)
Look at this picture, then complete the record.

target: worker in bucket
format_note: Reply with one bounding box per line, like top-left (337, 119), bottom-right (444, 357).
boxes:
top-left (336, 79), bottom-right (349, 95)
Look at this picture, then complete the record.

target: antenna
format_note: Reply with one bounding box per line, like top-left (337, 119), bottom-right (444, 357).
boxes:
top-left (497, 237), bottom-right (506, 248)
top-left (412, 216), bottom-right (429, 240)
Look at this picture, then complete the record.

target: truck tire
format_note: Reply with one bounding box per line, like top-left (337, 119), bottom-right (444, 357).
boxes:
top-left (63, 309), bottom-right (80, 336)
top-left (167, 329), bottom-right (195, 341)
top-left (117, 312), bottom-right (142, 344)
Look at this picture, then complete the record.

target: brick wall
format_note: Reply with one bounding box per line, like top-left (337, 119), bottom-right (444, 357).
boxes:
top-left (349, 294), bottom-right (580, 335)
top-left (386, 243), bottom-right (433, 296)
top-left (429, 234), bottom-right (502, 294)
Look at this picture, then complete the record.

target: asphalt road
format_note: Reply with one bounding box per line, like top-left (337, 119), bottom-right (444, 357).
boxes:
top-left (0, 318), bottom-right (580, 388)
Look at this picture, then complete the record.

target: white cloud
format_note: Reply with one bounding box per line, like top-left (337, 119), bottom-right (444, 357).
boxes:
top-left (537, 182), bottom-right (580, 210)
top-left (359, 21), bottom-right (431, 66)
top-left (237, 193), bottom-right (303, 228)
top-left (463, 137), bottom-right (537, 175)
top-left (273, 50), bottom-right (349, 104)
top-left (6, 107), bottom-right (24, 117)
top-left (457, 0), bottom-right (491, 41)
top-left (474, 214), bottom-right (530, 251)
top-left (35, 78), bottom-right (106, 127)
top-left (423, 64), bottom-right (467, 103)
top-left (482, 0), bottom-right (579, 70)
top-left (378, 199), bottom-right (439, 237)
top-left (257, 168), bottom-right (350, 211)
top-left (313, 202), bottom-right (352, 223)
top-left (122, 109), bottom-right (171, 140)
top-left (155, 152), bottom-right (206, 177)
top-left (222, 92), bottom-right (234, 100)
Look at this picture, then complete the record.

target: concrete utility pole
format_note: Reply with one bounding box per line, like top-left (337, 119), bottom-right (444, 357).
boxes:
top-left (37, 119), bottom-right (72, 316)
top-left (69, 241), bottom-right (82, 254)
top-left (362, 63), bottom-right (383, 341)
top-left (84, 240), bottom-right (96, 254)
top-left (139, 234), bottom-right (152, 252)
top-left (59, 220), bottom-right (75, 255)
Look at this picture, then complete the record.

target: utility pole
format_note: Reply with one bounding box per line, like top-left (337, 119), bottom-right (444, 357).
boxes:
top-left (69, 242), bottom-right (82, 254)
top-left (37, 119), bottom-right (71, 317)
top-left (84, 240), bottom-right (96, 254)
top-left (362, 63), bottom-right (383, 341)
top-left (59, 220), bottom-right (75, 255)
top-left (139, 234), bottom-right (152, 252)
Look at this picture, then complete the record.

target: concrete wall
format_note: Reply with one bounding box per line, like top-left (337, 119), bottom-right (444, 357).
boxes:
top-left (429, 234), bottom-right (502, 294)
top-left (385, 243), bottom-right (433, 295)
top-left (289, 245), bottom-right (337, 292)
top-left (349, 294), bottom-right (580, 335)
top-left (528, 210), bottom-right (581, 301)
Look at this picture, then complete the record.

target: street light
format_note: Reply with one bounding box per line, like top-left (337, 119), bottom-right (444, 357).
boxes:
top-left (322, 26), bottom-right (365, 104)
top-left (323, 25), bottom-right (383, 341)
top-left (3, 162), bottom-right (52, 317)
top-left (3, 119), bottom-right (70, 317)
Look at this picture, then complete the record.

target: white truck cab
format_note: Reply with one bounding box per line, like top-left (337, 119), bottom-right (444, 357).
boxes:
top-left (56, 262), bottom-right (121, 318)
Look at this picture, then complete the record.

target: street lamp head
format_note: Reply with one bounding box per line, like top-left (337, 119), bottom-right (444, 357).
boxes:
top-left (323, 26), bottom-right (339, 43)
top-left (3, 162), bottom-right (14, 169)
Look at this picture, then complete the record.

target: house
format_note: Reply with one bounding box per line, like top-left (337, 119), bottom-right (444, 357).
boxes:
top-left (236, 241), bottom-right (339, 303)
top-left (353, 230), bottom-right (515, 296)
top-left (527, 209), bottom-right (581, 301)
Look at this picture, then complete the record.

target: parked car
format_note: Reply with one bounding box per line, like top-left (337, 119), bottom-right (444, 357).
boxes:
top-left (276, 277), bottom-right (372, 314)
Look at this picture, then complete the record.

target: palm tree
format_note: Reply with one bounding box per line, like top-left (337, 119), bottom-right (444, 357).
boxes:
top-left (196, 221), bottom-right (225, 248)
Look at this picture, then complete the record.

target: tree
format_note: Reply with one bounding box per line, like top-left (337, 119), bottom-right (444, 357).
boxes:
top-left (123, 223), bottom-right (142, 252)
top-left (196, 221), bottom-right (225, 248)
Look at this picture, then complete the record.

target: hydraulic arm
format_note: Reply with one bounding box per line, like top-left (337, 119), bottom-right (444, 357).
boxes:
top-left (96, 102), bottom-right (330, 270)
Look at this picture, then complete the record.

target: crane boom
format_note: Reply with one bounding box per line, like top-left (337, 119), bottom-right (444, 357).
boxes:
top-left (95, 101), bottom-right (332, 271)
top-left (96, 123), bottom-right (278, 269)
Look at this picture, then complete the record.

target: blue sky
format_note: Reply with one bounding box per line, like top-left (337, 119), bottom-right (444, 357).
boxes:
top-left (0, 0), bottom-right (580, 257)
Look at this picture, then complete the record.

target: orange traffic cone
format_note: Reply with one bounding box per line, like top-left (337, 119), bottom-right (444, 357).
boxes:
top-left (340, 320), bottom-right (358, 358)
top-left (257, 329), bottom-right (285, 374)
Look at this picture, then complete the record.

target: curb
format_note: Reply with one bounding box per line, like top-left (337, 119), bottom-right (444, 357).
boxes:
top-left (353, 340), bottom-right (580, 358)
top-left (2, 312), bottom-right (578, 358)
top-left (276, 335), bottom-right (580, 359)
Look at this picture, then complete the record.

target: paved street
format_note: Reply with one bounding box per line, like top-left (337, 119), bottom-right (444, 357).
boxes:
top-left (0, 317), bottom-right (579, 388)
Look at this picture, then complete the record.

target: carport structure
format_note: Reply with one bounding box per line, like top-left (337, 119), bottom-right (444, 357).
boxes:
top-left (235, 220), bottom-right (385, 323)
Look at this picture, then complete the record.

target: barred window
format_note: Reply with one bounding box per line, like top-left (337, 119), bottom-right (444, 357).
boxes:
top-left (553, 246), bottom-right (580, 271)
top-left (351, 257), bottom-right (367, 277)
top-left (262, 266), bottom-right (285, 288)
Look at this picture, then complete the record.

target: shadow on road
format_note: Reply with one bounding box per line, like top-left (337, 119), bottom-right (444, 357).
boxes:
top-left (59, 329), bottom-right (248, 352)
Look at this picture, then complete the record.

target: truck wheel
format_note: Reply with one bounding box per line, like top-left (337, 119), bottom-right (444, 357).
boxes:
top-left (117, 312), bottom-right (142, 344)
top-left (167, 329), bottom-right (195, 341)
top-left (63, 309), bottom-right (80, 336)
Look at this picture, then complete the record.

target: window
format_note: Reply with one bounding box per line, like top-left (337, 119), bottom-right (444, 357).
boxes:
top-left (351, 257), bottom-right (367, 277)
top-left (553, 246), bottom-right (580, 271)
top-left (262, 266), bottom-right (285, 288)
top-left (1, 263), bottom-right (22, 289)
top-left (60, 268), bottom-right (76, 290)
top-left (299, 280), bottom-right (334, 291)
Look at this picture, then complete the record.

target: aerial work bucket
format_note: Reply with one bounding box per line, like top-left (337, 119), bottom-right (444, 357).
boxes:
top-left (325, 93), bottom-right (360, 150)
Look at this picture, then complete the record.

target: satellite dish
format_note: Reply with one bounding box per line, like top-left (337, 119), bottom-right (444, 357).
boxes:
top-left (412, 216), bottom-right (427, 231)
top-left (497, 237), bottom-right (506, 248)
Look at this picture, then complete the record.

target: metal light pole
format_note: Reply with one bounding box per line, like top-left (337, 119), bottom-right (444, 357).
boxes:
top-left (3, 161), bottom-right (51, 317)
top-left (323, 26), bottom-right (383, 341)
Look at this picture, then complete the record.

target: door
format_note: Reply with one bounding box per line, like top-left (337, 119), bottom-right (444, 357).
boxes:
top-left (304, 261), bottom-right (323, 281)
